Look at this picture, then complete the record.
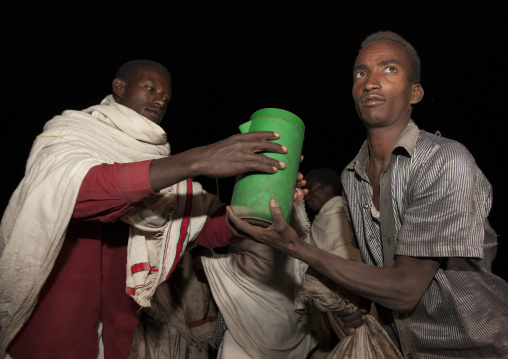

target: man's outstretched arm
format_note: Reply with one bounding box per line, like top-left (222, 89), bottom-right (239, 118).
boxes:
top-left (226, 198), bottom-right (441, 312)
top-left (149, 131), bottom-right (287, 191)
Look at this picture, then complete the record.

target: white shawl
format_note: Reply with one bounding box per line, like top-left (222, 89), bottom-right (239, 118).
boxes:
top-left (200, 201), bottom-right (318, 359)
top-left (0, 95), bottom-right (220, 354)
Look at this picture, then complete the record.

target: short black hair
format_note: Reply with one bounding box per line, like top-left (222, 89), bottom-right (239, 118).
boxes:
top-left (115, 59), bottom-right (171, 82)
top-left (304, 168), bottom-right (342, 196)
top-left (360, 31), bottom-right (421, 84)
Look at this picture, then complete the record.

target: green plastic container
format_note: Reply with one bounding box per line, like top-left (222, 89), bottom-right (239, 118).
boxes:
top-left (230, 108), bottom-right (305, 227)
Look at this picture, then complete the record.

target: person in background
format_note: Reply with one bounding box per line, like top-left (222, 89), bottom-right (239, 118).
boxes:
top-left (304, 168), bottom-right (362, 263)
top-left (303, 168), bottom-right (375, 357)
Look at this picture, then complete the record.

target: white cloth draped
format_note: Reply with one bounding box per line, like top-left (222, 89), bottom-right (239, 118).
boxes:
top-left (201, 201), bottom-right (318, 359)
top-left (308, 196), bottom-right (362, 261)
top-left (0, 95), bottom-right (219, 355)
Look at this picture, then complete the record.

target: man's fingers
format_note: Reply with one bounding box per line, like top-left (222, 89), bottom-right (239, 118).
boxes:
top-left (238, 131), bottom-right (287, 154)
top-left (336, 307), bottom-right (355, 316)
top-left (345, 328), bottom-right (356, 336)
top-left (294, 188), bottom-right (305, 201)
top-left (242, 131), bottom-right (280, 141)
top-left (227, 200), bottom-right (287, 237)
top-left (268, 199), bottom-right (284, 223)
top-left (226, 206), bottom-right (252, 235)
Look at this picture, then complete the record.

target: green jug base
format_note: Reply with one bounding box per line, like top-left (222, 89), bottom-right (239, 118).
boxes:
top-left (239, 217), bottom-right (272, 228)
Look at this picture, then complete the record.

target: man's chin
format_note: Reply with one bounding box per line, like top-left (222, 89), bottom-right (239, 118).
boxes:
top-left (144, 113), bottom-right (163, 124)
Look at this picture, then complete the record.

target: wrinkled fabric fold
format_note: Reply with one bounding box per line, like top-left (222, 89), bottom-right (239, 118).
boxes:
top-left (200, 200), bottom-right (318, 359)
top-left (295, 271), bottom-right (402, 359)
top-left (129, 248), bottom-right (217, 358)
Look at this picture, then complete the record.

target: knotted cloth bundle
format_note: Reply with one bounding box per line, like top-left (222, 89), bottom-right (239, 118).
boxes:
top-left (295, 270), bottom-right (403, 359)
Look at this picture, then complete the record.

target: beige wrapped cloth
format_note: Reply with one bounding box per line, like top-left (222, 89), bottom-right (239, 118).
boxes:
top-left (296, 270), bottom-right (403, 359)
top-left (129, 247), bottom-right (217, 359)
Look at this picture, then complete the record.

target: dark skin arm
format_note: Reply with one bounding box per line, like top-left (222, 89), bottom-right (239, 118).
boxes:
top-left (227, 198), bottom-right (441, 313)
top-left (149, 131), bottom-right (287, 191)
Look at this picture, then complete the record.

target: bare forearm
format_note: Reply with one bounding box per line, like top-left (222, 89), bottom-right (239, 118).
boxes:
top-left (289, 241), bottom-right (401, 308)
top-left (149, 132), bottom-right (286, 192)
top-left (226, 199), bottom-right (440, 312)
top-left (149, 152), bottom-right (202, 192)
top-left (289, 240), bottom-right (439, 311)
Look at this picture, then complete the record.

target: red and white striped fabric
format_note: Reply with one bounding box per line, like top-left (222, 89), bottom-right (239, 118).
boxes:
top-left (124, 177), bottom-right (223, 307)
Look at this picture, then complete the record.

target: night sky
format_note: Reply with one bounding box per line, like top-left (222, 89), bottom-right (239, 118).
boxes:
top-left (2, 1), bottom-right (506, 278)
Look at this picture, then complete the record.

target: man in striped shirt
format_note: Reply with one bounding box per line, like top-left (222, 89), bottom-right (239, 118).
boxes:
top-left (227, 31), bottom-right (508, 358)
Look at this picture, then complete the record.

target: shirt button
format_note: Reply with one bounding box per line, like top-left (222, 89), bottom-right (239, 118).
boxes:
top-left (407, 354), bottom-right (414, 359)
top-left (363, 203), bottom-right (370, 209)
top-left (398, 311), bottom-right (409, 319)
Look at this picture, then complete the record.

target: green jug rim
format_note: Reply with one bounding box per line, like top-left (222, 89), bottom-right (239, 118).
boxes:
top-left (249, 108), bottom-right (305, 133)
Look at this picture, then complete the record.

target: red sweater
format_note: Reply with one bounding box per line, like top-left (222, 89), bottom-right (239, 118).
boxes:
top-left (73, 160), bottom-right (237, 247)
top-left (8, 160), bottom-right (236, 359)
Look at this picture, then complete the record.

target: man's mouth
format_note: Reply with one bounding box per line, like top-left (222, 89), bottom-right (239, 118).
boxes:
top-left (361, 94), bottom-right (385, 107)
top-left (146, 108), bottom-right (162, 121)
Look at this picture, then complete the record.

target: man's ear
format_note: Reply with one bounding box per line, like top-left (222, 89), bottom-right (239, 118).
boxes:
top-left (112, 78), bottom-right (125, 99)
top-left (410, 83), bottom-right (424, 105)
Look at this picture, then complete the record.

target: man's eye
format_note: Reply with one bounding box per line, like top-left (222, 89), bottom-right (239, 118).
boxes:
top-left (385, 66), bottom-right (397, 73)
top-left (354, 71), bottom-right (365, 79)
top-left (147, 86), bottom-right (154, 92)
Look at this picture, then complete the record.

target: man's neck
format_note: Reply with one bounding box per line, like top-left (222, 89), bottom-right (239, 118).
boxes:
top-left (366, 119), bottom-right (410, 169)
top-left (364, 118), bottom-right (410, 210)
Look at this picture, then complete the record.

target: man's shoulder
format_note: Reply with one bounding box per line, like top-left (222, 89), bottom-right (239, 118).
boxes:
top-left (418, 129), bottom-right (467, 149)
top-left (42, 108), bottom-right (95, 131)
top-left (416, 129), bottom-right (473, 162)
top-left (320, 196), bottom-right (344, 214)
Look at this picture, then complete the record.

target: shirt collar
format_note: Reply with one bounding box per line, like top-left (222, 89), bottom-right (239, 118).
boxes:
top-left (394, 120), bottom-right (419, 157)
top-left (346, 120), bottom-right (420, 175)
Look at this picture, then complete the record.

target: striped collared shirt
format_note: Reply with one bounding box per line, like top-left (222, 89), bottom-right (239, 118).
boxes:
top-left (341, 121), bottom-right (508, 358)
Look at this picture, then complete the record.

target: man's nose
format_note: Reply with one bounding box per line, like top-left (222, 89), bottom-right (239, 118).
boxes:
top-left (153, 94), bottom-right (166, 108)
top-left (363, 73), bottom-right (380, 92)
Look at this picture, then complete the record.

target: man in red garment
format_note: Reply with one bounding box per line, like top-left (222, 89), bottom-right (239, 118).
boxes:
top-left (0, 60), bottom-right (291, 358)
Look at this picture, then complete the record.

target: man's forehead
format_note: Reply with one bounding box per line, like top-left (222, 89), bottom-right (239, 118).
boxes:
top-left (134, 65), bottom-right (169, 79)
top-left (355, 40), bottom-right (409, 66)
top-left (306, 178), bottom-right (324, 188)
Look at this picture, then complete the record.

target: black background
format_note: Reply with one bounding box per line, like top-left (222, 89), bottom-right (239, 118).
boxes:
top-left (2, 1), bottom-right (506, 279)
